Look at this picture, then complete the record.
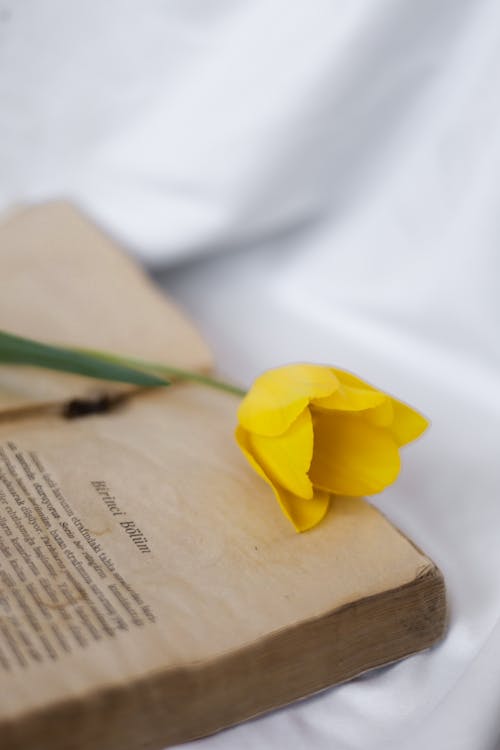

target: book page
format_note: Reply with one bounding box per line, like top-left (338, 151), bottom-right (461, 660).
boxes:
top-left (0, 202), bottom-right (212, 412)
top-left (0, 384), bottom-right (431, 724)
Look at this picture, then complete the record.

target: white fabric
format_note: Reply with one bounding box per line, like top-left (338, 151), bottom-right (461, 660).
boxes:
top-left (2, 2), bottom-right (500, 749)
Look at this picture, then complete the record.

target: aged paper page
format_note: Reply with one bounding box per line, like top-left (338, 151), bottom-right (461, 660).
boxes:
top-left (0, 385), bottom-right (436, 727)
top-left (0, 202), bottom-right (212, 411)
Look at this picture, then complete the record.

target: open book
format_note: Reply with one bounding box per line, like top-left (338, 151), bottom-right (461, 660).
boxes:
top-left (0, 203), bottom-right (446, 750)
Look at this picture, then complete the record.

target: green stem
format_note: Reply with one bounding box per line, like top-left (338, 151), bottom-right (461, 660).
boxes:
top-left (0, 330), bottom-right (247, 398)
top-left (77, 348), bottom-right (247, 398)
top-left (140, 366), bottom-right (247, 397)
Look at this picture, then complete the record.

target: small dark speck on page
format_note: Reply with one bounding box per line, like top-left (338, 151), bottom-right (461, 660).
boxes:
top-left (254, 546), bottom-right (258, 551)
top-left (63, 392), bottom-right (128, 419)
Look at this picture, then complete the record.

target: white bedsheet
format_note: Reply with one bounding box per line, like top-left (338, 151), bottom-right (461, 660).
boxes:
top-left (2, 2), bottom-right (500, 749)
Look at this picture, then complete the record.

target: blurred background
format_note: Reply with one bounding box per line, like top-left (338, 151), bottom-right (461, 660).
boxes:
top-left (2, 2), bottom-right (500, 749)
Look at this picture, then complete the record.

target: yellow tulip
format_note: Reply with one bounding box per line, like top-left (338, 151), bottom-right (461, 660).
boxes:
top-left (3, 330), bottom-right (428, 533)
top-left (236, 364), bottom-right (428, 532)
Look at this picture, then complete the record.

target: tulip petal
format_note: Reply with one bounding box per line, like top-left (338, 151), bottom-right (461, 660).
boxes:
top-left (312, 384), bottom-right (387, 412)
top-left (235, 425), bottom-right (270, 484)
top-left (235, 426), bottom-right (330, 531)
top-left (309, 411), bottom-right (400, 495)
top-left (238, 364), bottom-right (339, 437)
top-left (320, 368), bottom-right (428, 444)
top-left (312, 367), bottom-right (388, 415)
top-left (361, 395), bottom-right (428, 443)
top-left (276, 487), bottom-right (331, 532)
top-left (362, 398), bottom-right (394, 427)
top-left (331, 368), bottom-right (378, 390)
top-left (248, 408), bottom-right (314, 500)
top-left (388, 398), bottom-right (429, 445)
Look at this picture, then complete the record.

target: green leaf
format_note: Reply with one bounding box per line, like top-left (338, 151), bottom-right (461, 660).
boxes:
top-left (0, 331), bottom-right (169, 387)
